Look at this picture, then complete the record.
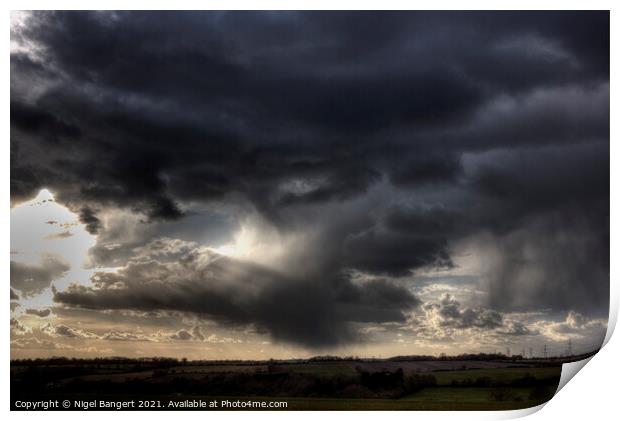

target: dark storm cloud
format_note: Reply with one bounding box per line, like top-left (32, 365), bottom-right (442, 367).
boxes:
top-left (11, 11), bottom-right (608, 219)
top-left (425, 294), bottom-right (504, 330)
top-left (462, 142), bottom-right (609, 313)
top-left (10, 100), bottom-right (81, 140)
top-left (344, 229), bottom-right (453, 276)
top-left (277, 166), bottom-right (380, 206)
top-left (54, 238), bottom-right (419, 348)
top-left (78, 207), bottom-right (102, 235)
top-left (11, 11), bottom-right (609, 345)
top-left (389, 153), bottom-right (463, 187)
top-left (10, 254), bottom-right (70, 296)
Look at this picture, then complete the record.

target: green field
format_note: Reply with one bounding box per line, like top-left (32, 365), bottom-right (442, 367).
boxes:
top-left (278, 397), bottom-right (545, 411)
top-left (432, 367), bottom-right (560, 385)
top-left (11, 360), bottom-right (562, 410)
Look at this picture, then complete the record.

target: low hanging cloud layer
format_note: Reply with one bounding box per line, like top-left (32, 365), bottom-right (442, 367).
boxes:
top-left (53, 238), bottom-right (419, 347)
top-left (10, 254), bottom-right (70, 297)
top-left (10, 11), bottom-right (609, 353)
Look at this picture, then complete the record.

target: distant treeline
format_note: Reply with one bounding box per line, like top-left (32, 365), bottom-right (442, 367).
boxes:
top-left (11, 350), bottom-right (596, 367)
top-left (11, 356), bottom-right (182, 368)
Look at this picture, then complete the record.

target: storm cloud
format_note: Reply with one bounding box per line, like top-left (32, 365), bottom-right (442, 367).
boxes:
top-left (10, 254), bottom-right (70, 296)
top-left (424, 294), bottom-right (504, 330)
top-left (53, 238), bottom-right (419, 347)
top-left (11, 11), bottom-right (609, 350)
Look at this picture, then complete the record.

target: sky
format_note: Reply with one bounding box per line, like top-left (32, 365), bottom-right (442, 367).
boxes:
top-left (10, 11), bottom-right (609, 360)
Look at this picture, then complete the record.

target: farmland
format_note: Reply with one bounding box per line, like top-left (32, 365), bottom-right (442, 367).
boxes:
top-left (10, 354), bottom-right (576, 410)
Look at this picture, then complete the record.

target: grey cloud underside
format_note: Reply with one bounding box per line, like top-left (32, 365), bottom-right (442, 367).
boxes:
top-left (53, 243), bottom-right (419, 347)
top-left (11, 11), bottom-right (609, 346)
top-left (427, 294), bottom-right (504, 330)
top-left (25, 308), bottom-right (52, 317)
top-left (10, 254), bottom-right (70, 297)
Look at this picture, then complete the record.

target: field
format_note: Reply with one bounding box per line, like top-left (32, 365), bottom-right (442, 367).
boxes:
top-left (11, 357), bottom-right (566, 411)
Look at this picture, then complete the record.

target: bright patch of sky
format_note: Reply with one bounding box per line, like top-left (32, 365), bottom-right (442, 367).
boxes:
top-left (11, 189), bottom-right (97, 313)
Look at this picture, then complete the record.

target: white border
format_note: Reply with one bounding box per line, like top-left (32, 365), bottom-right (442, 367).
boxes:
top-left (4, 3), bottom-right (617, 420)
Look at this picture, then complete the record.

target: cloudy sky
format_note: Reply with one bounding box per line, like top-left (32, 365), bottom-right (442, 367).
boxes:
top-left (10, 11), bottom-right (609, 360)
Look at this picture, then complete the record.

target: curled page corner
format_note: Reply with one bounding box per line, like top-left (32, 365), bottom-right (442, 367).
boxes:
top-left (493, 356), bottom-right (596, 421)
top-left (494, 402), bottom-right (547, 420)
top-left (555, 355), bottom-right (594, 395)
top-left (603, 284), bottom-right (618, 347)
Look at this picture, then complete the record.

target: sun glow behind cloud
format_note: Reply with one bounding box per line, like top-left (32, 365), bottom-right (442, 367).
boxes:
top-left (210, 225), bottom-right (259, 259)
top-left (207, 222), bottom-right (300, 274)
